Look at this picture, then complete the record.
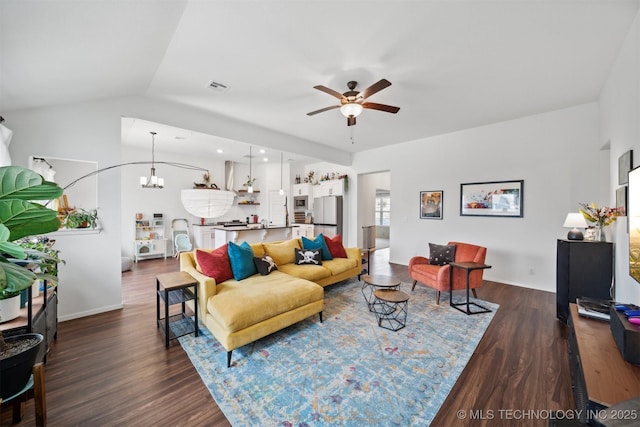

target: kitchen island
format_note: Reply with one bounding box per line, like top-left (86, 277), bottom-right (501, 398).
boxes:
top-left (197, 225), bottom-right (303, 249)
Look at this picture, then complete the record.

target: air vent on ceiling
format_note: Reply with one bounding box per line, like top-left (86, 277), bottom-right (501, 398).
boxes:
top-left (207, 80), bottom-right (229, 93)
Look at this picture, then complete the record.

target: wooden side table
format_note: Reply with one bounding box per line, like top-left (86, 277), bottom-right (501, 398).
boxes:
top-left (372, 289), bottom-right (410, 331)
top-left (156, 271), bottom-right (198, 348)
top-left (361, 274), bottom-right (401, 312)
top-left (448, 261), bottom-right (492, 315)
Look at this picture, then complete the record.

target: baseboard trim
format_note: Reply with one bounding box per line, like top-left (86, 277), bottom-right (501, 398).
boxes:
top-left (59, 303), bottom-right (124, 322)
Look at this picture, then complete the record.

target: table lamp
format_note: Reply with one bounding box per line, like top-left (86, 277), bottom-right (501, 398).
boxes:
top-left (563, 212), bottom-right (588, 240)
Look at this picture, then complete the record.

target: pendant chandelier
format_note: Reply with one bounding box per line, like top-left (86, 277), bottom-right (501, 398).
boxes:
top-left (140, 131), bottom-right (164, 188)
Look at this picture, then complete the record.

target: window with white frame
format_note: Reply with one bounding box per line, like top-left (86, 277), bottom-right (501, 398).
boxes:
top-left (375, 190), bottom-right (390, 226)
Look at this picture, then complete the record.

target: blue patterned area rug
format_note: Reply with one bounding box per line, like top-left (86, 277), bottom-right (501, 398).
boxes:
top-left (179, 279), bottom-right (498, 426)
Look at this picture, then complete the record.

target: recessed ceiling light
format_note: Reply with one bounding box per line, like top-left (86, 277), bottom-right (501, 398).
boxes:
top-left (217, 149), bottom-right (223, 154)
top-left (263, 157), bottom-right (268, 162)
top-left (259, 149), bottom-right (266, 154)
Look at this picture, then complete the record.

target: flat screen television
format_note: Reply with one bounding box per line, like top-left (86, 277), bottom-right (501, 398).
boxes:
top-left (629, 166), bottom-right (640, 283)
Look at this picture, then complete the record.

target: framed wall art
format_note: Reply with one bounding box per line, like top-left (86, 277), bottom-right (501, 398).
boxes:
top-left (618, 149), bottom-right (633, 185)
top-left (460, 180), bottom-right (524, 217)
top-left (420, 191), bottom-right (443, 219)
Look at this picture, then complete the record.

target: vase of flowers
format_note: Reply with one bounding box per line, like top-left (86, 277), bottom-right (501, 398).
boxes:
top-left (579, 202), bottom-right (620, 242)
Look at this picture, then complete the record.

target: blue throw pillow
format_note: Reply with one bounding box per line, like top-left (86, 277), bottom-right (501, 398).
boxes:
top-left (227, 241), bottom-right (257, 280)
top-left (301, 234), bottom-right (333, 260)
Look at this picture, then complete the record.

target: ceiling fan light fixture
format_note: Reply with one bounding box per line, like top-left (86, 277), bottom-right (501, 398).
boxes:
top-left (340, 103), bottom-right (363, 118)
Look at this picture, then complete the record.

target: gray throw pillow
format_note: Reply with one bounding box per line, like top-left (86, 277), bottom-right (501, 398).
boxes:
top-left (428, 243), bottom-right (456, 266)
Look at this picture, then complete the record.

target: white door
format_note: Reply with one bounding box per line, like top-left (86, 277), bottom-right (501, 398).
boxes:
top-left (269, 191), bottom-right (287, 227)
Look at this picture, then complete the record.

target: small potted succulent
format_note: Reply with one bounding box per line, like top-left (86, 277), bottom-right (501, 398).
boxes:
top-left (244, 176), bottom-right (257, 188)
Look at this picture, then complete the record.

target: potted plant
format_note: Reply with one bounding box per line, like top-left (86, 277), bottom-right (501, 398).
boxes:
top-left (0, 166), bottom-right (63, 400)
top-left (244, 176), bottom-right (257, 188)
top-left (63, 207), bottom-right (98, 229)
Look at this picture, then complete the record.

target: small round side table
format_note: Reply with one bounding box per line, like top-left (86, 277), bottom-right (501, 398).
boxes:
top-left (372, 289), bottom-right (409, 331)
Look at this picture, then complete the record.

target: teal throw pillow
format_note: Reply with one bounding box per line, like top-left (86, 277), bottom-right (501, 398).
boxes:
top-left (227, 241), bottom-right (257, 280)
top-left (301, 234), bottom-right (333, 260)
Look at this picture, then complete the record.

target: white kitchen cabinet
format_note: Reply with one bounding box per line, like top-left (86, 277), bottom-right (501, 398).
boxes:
top-left (293, 183), bottom-right (313, 196)
top-left (321, 180), bottom-right (344, 197)
top-left (193, 225), bottom-right (216, 248)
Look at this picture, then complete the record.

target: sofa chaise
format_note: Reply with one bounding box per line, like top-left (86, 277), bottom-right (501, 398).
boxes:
top-left (179, 236), bottom-right (361, 367)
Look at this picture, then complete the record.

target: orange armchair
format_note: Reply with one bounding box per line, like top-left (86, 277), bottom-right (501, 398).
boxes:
top-left (409, 241), bottom-right (487, 304)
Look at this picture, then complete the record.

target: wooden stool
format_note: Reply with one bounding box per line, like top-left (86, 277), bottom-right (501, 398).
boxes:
top-left (0, 362), bottom-right (47, 426)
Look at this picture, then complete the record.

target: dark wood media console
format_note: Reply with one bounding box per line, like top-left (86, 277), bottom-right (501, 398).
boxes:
top-left (568, 304), bottom-right (640, 424)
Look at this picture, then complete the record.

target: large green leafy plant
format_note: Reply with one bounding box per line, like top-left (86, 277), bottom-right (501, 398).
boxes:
top-left (0, 166), bottom-right (63, 300)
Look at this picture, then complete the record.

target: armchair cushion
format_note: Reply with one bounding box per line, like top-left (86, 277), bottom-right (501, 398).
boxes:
top-left (428, 243), bottom-right (456, 265)
top-left (409, 241), bottom-right (487, 297)
top-left (263, 239), bottom-right (301, 266)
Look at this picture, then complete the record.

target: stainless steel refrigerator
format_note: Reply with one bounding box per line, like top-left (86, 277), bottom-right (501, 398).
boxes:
top-left (312, 196), bottom-right (343, 237)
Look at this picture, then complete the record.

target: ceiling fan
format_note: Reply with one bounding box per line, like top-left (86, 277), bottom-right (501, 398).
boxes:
top-left (307, 79), bottom-right (400, 126)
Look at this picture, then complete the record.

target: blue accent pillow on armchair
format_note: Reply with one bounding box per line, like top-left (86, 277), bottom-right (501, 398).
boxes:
top-left (227, 241), bottom-right (257, 280)
top-left (301, 234), bottom-right (333, 260)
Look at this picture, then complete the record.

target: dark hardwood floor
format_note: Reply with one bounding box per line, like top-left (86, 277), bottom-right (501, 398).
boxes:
top-left (2, 248), bottom-right (574, 426)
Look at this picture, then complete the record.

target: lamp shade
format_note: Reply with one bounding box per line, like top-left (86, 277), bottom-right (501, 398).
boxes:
top-left (563, 213), bottom-right (588, 228)
top-left (181, 189), bottom-right (235, 219)
top-left (563, 212), bottom-right (588, 240)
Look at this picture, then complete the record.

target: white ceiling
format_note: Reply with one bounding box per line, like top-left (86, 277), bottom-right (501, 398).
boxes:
top-left (1, 0), bottom-right (639, 163)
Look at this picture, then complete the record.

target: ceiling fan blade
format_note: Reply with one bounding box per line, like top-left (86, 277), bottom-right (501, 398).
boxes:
top-left (347, 116), bottom-right (356, 126)
top-left (362, 102), bottom-right (400, 114)
top-left (360, 79), bottom-right (392, 100)
top-left (307, 105), bottom-right (340, 116)
top-left (313, 85), bottom-right (345, 100)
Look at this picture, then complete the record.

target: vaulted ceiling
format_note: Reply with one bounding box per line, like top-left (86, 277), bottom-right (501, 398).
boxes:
top-left (1, 0), bottom-right (638, 162)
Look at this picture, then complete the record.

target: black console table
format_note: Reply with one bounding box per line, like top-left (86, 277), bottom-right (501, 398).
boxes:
top-left (557, 239), bottom-right (613, 323)
top-left (0, 282), bottom-right (58, 363)
top-left (568, 304), bottom-right (640, 425)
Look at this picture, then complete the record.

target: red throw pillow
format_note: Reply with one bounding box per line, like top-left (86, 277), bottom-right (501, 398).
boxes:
top-left (195, 245), bottom-right (233, 283)
top-left (324, 234), bottom-right (348, 258)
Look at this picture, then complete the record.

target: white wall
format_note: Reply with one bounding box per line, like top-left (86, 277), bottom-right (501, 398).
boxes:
top-left (8, 100), bottom-right (124, 321)
top-left (350, 103), bottom-right (606, 292)
top-left (600, 9), bottom-right (640, 305)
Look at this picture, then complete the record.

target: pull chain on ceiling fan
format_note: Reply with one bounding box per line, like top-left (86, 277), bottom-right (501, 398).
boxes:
top-left (307, 79), bottom-right (400, 126)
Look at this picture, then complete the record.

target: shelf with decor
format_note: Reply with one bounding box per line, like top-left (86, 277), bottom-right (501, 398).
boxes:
top-left (134, 214), bottom-right (167, 262)
top-left (236, 189), bottom-right (260, 205)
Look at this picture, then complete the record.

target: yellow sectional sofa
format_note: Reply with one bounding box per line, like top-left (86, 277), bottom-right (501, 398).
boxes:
top-left (179, 238), bottom-right (361, 367)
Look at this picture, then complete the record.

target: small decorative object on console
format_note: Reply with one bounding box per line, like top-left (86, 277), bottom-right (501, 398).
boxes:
top-left (579, 202), bottom-right (621, 242)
